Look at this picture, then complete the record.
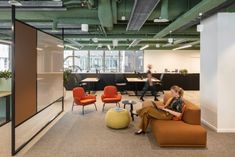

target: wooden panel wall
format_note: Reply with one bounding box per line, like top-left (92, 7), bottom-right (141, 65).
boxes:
top-left (15, 21), bottom-right (37, 126)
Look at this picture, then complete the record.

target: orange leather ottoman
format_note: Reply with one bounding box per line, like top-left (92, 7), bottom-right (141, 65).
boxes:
top-left (151, 120), bottom-right (207, 147)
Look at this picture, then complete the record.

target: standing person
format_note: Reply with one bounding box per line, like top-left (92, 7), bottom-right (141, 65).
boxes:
top-left (135, 85), bottom-right (184, 135)
top-left (140, 71), bottom-right (158, 101)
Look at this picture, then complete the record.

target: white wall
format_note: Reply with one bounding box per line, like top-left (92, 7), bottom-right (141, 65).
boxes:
top-left (201, 13), bottom-right (235, 132)
top-left (200, 14), bottom-right (218, 129)
top-left (144, 50), bottom-right (200, 73)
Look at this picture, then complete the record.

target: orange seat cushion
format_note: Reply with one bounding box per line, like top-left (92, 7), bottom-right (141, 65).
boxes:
top-left (79, 99), bottom-right (96, 105)
top-left (151, 120), bottom-right (207, 146)
top-left (102, 97), bottom-right (121, 103)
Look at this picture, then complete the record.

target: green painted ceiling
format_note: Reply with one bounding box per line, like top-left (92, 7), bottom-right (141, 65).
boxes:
top-left (0, 0), bottom-right (234, 50)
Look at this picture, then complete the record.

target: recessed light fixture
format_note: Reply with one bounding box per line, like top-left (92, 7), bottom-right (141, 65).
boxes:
top-left (139, 44), bottom-right (149, 50)
top-left (199, 12), bottom-right (203, 17)
top-left (8, 0), bottom-right (22, 6)
top-left (153, 18), bottom-right (169, 23)
top-left (172, 44), bottom-right (192, 51)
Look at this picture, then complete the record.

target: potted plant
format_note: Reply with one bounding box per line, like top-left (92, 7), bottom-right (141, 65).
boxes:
top-left (63, 69), bottom-right (72, 97)
top-left (0, 70), bottom-right (12, 91)
top-left (179, 69), bottom-right (188, 76)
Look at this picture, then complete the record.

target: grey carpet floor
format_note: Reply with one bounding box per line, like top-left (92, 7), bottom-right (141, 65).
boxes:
top-left (23, 109), bottom-right (235, 157)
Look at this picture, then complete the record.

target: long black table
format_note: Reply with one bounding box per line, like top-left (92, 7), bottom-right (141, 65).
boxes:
top-left (65, 73), bottom-right (200, 91)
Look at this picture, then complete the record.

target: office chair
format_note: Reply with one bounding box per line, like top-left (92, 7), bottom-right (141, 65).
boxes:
top-left (156, 73), bottom-right (165, 94)
top-left (115, 74), bottom-right (127, 94)
top-left (75, 74), bottom-right (88, 92)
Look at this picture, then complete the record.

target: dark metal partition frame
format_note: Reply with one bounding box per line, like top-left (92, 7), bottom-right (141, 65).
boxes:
top-left (11, 6), bottom-right (64, 156)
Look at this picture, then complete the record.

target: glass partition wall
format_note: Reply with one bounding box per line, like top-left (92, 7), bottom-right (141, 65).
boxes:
top-left (0, 44), bottom-right (11, 71)
top-left (64, 50), bottom-right (144, 73)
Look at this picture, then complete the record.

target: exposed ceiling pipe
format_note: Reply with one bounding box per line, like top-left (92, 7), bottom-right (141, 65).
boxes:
top-left (162, 39), bottom-right (187, 47)
top-left (0, 1), bottom-right (63, 7)
top-left (63, 0), bottom-right (95, 9)
top-left (126, 0), bottom-right (160, 31)
top-left (153, 0), bottom-right (235, 38)
top-left (98, 0), bottom-right (113, 29)
top-left (65, 39), bottom-right (83, 47)
top-left (98, 25), bottom-right (107, 37)
top-left (53, 18), bottom-right (100, 29)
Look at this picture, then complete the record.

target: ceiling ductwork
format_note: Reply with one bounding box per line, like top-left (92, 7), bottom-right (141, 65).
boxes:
top-left (98, 0), bottom-right (113, 29)
top-left (153, 0), bottom-right (235, 38)
top-left (126, 0), bottom-right (160, 31)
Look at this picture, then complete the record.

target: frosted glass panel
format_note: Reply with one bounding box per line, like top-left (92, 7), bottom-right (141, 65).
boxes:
top-left (37, 31), bottom-right (64, 111)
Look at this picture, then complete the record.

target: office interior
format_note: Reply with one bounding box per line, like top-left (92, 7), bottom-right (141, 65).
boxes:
top-left (0, 0), bottom-right (235, 157)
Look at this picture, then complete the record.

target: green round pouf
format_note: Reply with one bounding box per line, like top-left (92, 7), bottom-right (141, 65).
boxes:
top-left (105, 108), bottom-right (131, 129)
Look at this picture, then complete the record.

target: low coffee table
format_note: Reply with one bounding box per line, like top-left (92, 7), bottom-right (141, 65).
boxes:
top-left (122, 100), bottom-right (137, 121)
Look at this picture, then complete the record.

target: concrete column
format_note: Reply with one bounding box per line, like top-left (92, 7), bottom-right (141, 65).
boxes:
top-left (201, 13), bottom-right (235, 132)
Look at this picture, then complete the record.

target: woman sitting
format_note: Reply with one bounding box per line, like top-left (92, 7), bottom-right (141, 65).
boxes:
top-left (135, 85), bottom-right (184, 135)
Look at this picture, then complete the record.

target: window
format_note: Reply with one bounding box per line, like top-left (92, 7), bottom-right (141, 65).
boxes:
top-left (74, 50), bottom-right (88, 72)
top-left (105, 51), bottom-right (119, 72)
top-left (135, 51), bottom-right (144, 72)
top-left (120, 50), bottom-right (135, 72)
top-left (90, 50), bottom-right (104, 73)
top-left (0, 44), bottom-right (10, 71)
top-left (63, 50), bottom-right (144, 73)
top-left (64, 50), bottom-right (73, 70)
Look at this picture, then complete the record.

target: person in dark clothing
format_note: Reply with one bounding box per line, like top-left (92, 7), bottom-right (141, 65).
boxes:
top-left (140, 71), bottom-right (158, 101)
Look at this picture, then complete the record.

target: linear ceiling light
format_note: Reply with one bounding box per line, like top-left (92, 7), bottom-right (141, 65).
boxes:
top-left (8, 0), bottom-right (22, 6)
top-left (172, 44), bottom-right (192, 51)
top-left (57, 44), bottom-right (64, 48)
top-left (65, 44), bottom-right (79, 50)
top-left (107, 45), bottom-right (111, 50)
top-left (129, 39), bottom-right (141, 48)
top-left (139, 44), bottom-right (149, 50)
top-left (0, 39), bottom-right (12, 44)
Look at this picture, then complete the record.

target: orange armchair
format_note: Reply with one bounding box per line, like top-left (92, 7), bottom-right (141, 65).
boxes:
top-left (101, 86), bottom-right (122, 111)
top-left (72, 87), bottom-right (97, 115)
